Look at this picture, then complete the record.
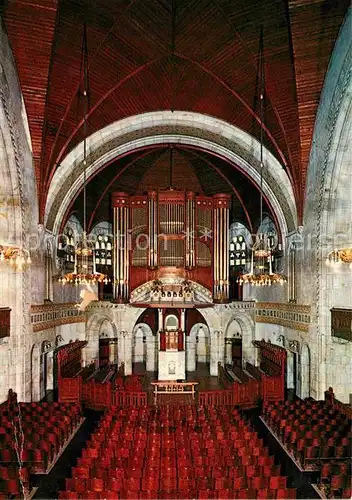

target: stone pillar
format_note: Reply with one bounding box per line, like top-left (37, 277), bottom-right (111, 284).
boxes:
top-left (85, 333), bottom-right (99, 365)
top-left (213, 194), bottom-right (231, 302)
top-left (210, 330), bottom-right (223, 376)
top-left (225, 340), bottom-right (232, 365)
top-left (186, 339), bottom-right (196, 372)
top-left (112, 193), bottom-right (130, 302)
top-left (109, 341), bottom-right (118, 364)
top-left (120, 332), bottom-right (132, 375)
top-left (146, 338), bottom-right (157, 372)
top-left (46, 350), bottom-right (54, 390)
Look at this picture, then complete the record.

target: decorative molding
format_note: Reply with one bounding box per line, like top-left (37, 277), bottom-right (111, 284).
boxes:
top-left (312, 16), bottom-right (352, 339)
top-left (46, 112), bottom-right (297, 238)
top-left (255, 302), bottom-right (311, 332)
top-left (87, 301), bottom-right (132, 310)
top-left (0, 61), bottom-right (29, 346)
top-left (130, 278), bottom-right (212, 306)
top-left (223, 301), bottom-right (256, 310)
top-left (31, 303), bottom-right (85, 332)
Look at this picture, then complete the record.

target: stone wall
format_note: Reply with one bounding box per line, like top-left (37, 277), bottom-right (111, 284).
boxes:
top-left (297, 10), bottom-right (352, 402)
top-left (0, 21), bottom-right (43, 402)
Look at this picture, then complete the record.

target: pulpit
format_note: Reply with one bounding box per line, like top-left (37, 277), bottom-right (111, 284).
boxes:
top-left (158, 329), bottom-right (185, 380)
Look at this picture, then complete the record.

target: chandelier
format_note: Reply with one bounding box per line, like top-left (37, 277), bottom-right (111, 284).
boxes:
top-left (0, 245), bottom-right (31, 270)
top-left (59, 24), bottom-right (108, 286)
top-left (326, 248), bottom-right (352, 269)
top-left (238, 29), bottom-right (286, 287)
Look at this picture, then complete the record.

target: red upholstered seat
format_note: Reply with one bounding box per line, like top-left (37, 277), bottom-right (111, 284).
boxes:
top-left (141, 490), bottom-right (158, 499)
top-left (276, 488), bottom-right (296, 499)
top-left (257, 489), bottom-right (276, 499)
top-left (269, 476), bottom-right (287, 490)
top-left (235, 489), bottom-right (256, 499)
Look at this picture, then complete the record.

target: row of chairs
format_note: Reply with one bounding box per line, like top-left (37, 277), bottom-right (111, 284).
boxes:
top-left (60, 405), bottom-right (295, 499)
top-left (262, 399), bottom-right (351, 469)
top-left (0, 402), bottom-right (82, 474)
top-left (60, 488), bottom-right (296, 499)
top-left (0, 466), bottom-right (31, 497)
top-left (318, 462), bottom-right (352, 499)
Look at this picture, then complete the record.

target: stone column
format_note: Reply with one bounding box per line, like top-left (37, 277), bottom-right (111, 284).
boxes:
top-left (225, 340), bottom-right (232, 365)
top-left (210, 330), bottom-right (223, 376)
top-left (146, 338), bottom-right (157, 372)
top-left (123, 332), bottom-right (132, 375)
top-left (46, 350), bottom-right (54, 390)
top-left (186, 338), bottom-right (196, 372)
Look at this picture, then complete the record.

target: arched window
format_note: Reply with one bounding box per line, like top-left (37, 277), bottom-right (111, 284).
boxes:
top-left (229, 223), bottom-right (251, 301)
top-left (90, 222), bottom-right (113, 270)
top-left (257, 216), bottom-right (279, 251)
top-left (229, 222), bottom-right (251, 269)
top-left (58, 215), bottom-right (82, 273)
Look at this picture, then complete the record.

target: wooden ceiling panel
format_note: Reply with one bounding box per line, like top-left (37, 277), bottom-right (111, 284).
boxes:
top-left (4, 0), bottom-right (59, 189)
top-left (3, 0), bottom-right (348, 222)
top-left (288, 0), bottom-right (349, 197)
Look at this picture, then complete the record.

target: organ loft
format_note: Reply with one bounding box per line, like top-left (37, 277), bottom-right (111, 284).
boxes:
top-left (0, 2), bottom-right (351, 499)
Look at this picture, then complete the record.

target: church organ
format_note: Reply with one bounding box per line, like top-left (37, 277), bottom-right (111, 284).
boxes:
top-left (111, 189), bottom-right (231, 303)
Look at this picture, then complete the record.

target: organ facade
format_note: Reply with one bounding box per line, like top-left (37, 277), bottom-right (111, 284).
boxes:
top-left (112, 189), bottom-right (231, 304)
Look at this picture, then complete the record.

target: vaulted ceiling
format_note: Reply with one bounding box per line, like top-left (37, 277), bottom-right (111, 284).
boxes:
top-left (69, 147), bottom-right (270, 233)
top-left (3, 0), bottom-right (348, 222)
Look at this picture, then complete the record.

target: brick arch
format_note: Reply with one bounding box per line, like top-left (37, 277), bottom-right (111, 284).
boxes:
top-left (45, 112), bottom-right (297, 241)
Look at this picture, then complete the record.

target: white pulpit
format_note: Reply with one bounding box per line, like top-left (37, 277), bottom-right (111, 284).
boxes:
top-left (158, 351), bottom-right (186, 380)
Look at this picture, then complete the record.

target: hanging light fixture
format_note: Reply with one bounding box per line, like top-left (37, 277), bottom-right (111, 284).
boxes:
top-left (59, 24), bottom-right (108, 286)
top-left (326, 248), bottom-right (352, 269)
top-left (0, 245), bottom-right (31, 270)
top-left (238, 29), bottom-right (287, 287)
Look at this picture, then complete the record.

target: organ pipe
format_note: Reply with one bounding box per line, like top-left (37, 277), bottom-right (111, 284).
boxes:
top-left (213, 194), bottom-right (230, 302)
top-left (148, 192), bottom-right (157, 268)
top-left (186, 192), bottom-right (195, 268)
top-left (112, 193), bottom-right (130, 302)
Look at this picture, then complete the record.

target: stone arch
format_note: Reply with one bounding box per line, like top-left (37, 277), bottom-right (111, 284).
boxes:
top-left (45, 112), bottom-right (297, 241)
top-left (97, 318), bottom-right (118, 365)
top-left (224, 318), bottom-right (243, 365)
top-left (86, 312), bottom-right (117, 365)
top-left (132, 322), bottom-right (155, 371)
top-left (98, 318), bottom-right (116, 339)
top-left (225, 313), bottom-right (256, 366)
top-left (188, 323), bottom-right (210, 369)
